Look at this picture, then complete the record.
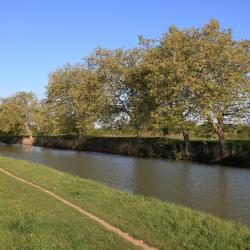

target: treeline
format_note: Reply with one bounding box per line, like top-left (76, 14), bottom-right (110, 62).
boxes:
top-left (0, 19), bottom-right (249, 143)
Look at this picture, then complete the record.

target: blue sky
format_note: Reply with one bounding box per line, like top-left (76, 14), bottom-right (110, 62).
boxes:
top-left (0, 0), bottom-right (249, 98)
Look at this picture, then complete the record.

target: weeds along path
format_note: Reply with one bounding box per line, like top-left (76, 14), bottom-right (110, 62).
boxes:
top-left (0, 167), bottom-right (157, 250)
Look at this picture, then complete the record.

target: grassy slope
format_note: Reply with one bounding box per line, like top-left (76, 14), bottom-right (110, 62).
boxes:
top-left (0, 171), bottom-right (137, 250)
top-left (0, 156), bottom-right (249, 250)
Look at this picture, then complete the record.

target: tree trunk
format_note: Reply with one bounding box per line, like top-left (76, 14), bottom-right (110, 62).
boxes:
top-left (218, 129), bottom-right (225, 144)
top-left (182, 129), bottom-right (191, 157)
top-left (25, 122), bottom-right (32, 139)
top-left (182, 130), bottom-right (190, 144)
top-left (217, 118), bottom-right (226, 156)
top-left (217, 118), bottom-right (225, 145)
top-left (162, 126), bottom-right (169, 137)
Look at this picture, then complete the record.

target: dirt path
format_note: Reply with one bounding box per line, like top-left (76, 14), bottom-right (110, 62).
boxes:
top-left (0, 167), bottom-right (157, 250)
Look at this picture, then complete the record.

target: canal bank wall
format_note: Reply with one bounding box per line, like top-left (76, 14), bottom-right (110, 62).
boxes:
top-left (0, 136), bottom-right (249, 167)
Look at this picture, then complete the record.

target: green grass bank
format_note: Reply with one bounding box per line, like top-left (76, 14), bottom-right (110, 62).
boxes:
top-left (0, 169), bottom-right (137, 250)
top-left (0, 156), bottom-right (249, 249)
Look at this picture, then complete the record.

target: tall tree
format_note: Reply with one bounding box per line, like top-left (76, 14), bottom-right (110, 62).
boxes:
top-left (86, 47), bottom-right (130, 128)
top-left (0, 92), bottom-right (40, 136)
top-left (125, 50), bottom-right (157, 134)
top-left (70, 67), bottom-right (107, 135)
top-left (139, 28), bottom-right (197, 142)
top-left (190, 19), bottom-right (250, 144)
top-left (46, 63), bottom-right (106, 135)
top-left (46, 64), bottom-right (78, 134)
top-left (141, 18), bottom-right (250, 143)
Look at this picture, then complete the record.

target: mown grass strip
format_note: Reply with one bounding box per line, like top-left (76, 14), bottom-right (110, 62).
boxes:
top-left (0, 170), bottom-right (138, 250)
top-left (0, 167), bottom-right (156, 250)
top-left (0, 156), bottom-right (249, 249)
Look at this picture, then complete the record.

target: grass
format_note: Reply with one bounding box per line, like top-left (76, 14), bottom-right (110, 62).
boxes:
top-left (0, 156), bottom-right (250, 249)
top-left (85, 129), bottom-right (250, 141)
top-left (0, 169), bottom-right (137, 249)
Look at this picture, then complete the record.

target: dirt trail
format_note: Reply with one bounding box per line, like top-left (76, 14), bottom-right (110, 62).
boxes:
top-left (0, 167), bottom-right (157, 250)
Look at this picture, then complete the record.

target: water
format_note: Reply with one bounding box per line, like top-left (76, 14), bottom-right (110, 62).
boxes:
top-left (0, 143), bottom-right (249, 226)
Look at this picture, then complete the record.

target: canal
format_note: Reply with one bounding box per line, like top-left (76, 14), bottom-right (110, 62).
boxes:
top-left (0, 143), bottom-right (249, 226)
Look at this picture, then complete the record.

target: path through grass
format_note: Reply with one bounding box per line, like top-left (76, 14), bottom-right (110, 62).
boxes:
top-left (0, 169), bottom-right (138, 250)
top-left (0, 156), bottom-right (250, 249)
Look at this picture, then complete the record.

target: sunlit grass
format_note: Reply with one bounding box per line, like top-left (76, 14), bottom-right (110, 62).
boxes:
top-left (0, 156), bottom-right (249, 249)
top-left (0, 168), bottom-right (137, 249)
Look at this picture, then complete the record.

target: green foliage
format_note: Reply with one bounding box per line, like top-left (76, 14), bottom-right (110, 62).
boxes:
top-left (0, 92), bottom-right (40, 136)
top-left (194, 123), bottom-right (215, 139)
top-left (45, 63), bottom-right (107, 135)
top-left (0, 19), bottom-right (249, 140)
top-left (189, 19), bottom-right (249, 143)
top-left (86, 47), bottom-right (154, 132)
top-left (139, 18), bottom-right (249, 143)
top-left (227, 124), bottom-right (250, 139)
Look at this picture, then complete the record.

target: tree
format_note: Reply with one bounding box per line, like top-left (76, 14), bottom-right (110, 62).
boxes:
top-left (141, 18), bottom-right (250, 144)
top-left (34, 99), bottom-right (56, 135)
top-left (86, 47), bottom-right (154, 134)
top-left (0, 92), bottom-right (40, 136)
top-left (45, 63), bottom-right (106, 136)
top-left (86, 48), bottom-right (131, 127)
top-left (125, 55), bottom-right (157, 135)
top-left (70, 67), bottom-right (107, 135)
top-left (190, 19), bottom-right (250, 144)
top-left (46, 64), bottom-right (79, 135)
top-left (2, 19), bottom-right (247, 142)
top-left (139, 27), bottom-right (198, 143)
